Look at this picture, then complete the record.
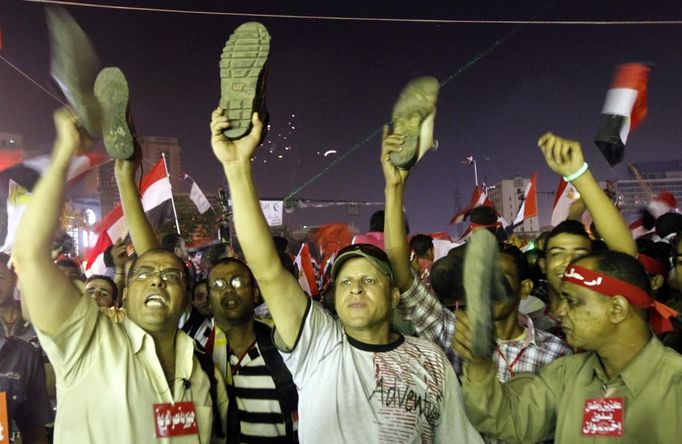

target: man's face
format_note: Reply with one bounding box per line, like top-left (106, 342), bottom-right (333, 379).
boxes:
top-left (555, 259), bottom-right (611, 350)
top-left (175, 239), bottom-right (189, 261)
top-left (0, 263), bottom-right (16, 307)
top-left (86, 278), bottom-right (115, 308)
top-left (492, 254), bottom-right (522, 321)
top-left (208, 261), bottom-right (256, 328)
top-left (124, 251), bottom-right (188, 334)
top-left (541, 233), bottom-right (592, 294)
top-left (192, 282), bottom-right (212, 317)
top-left (334, 257), bottom-right (396, 334)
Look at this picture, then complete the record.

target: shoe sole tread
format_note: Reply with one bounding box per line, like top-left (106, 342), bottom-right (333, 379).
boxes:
top-left (94, 67), bottom-right (134, 159)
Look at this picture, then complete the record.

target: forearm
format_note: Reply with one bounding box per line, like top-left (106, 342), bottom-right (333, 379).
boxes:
top-left (384, 184), bottom-right (413, 292)
top-left (115, 172), bottom-right (160, 253)
top-left (223, 160), bottom-right (307, 347)
top-left (571, 170), bottom-right (636, 255)
top-left (14, 143), bottom-right (81, 334)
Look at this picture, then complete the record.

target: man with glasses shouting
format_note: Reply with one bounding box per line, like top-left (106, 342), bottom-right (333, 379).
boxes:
top-left (13, 108), bottom-right (227, 443)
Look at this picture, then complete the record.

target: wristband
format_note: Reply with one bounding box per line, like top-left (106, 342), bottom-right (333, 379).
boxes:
top-left (563, 162), bottom-right (588, 182)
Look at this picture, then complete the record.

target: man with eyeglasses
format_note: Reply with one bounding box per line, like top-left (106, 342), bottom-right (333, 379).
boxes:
top-left (210, 103), bottom-right (482, 442)
top-left (13, 108), bottom-right (227, 443)
top-left (207, 257), bottom-right (298, 443)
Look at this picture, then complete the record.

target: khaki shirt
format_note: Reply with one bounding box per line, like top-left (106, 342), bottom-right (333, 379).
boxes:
top-left (462, 336), bottom-right (682, 443)
top-left (36, 295), bottom-right (227, 443)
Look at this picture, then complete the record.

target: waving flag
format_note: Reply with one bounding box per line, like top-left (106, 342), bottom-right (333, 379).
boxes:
top-left (512, 173), bottom-right (538, 227)
top-left (551, 179), bottom-right (580, 227)
top-left (85, 158), bottom-right (173, 274)
top-left (595, 63), bottom-right (651, 166)
top-left (449, 186), bottom-right (493, 225)
top-left (294, 243), bottom-right (318, 296)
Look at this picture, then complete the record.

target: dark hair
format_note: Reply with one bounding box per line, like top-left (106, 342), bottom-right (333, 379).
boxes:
top-left (430, 255), bottom-right (465, 308)
top-left (273, 235), bottom-right (289, 253)
top-left (410, 234), bottom-right (434, 257)
top-left (543, 220), bottom-right (591, 256)
top-left (576, 251), bottom-right (651, 320)
top-left (656, 213), bottom-right (682, 239)
top-left (499, 243), bottom-right (529, 281)
top-left (637, 239), bottom-right (672, 273)
top-left (369, 210), bottom-right (385, 232)
top-left (161, 234), bottom-right (184, 252)
top-left (85, 275), bottom-right (119, 303)
top-left (127, 248), bottom-right (190, 289)
top-left (56, 258), bottom-right (80, 269)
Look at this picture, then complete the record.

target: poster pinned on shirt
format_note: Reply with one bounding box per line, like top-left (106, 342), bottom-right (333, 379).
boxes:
top-left (153, 401), bottom-right (198, 437)
top-left (0, 392), bottom-right (9, 444)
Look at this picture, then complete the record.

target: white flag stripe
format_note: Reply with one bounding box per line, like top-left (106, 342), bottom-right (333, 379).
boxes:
top-left (189, 182), bottom-right (212, 214)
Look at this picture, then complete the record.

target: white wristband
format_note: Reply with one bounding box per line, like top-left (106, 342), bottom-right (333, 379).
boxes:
top-left (563, 162), bottom-right (588, 182)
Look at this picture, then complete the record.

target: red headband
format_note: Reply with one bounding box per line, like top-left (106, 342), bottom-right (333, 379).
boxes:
top-left (637, 254), bottom-right (668, 278)
top-left (562, 265), bottom-right (678, 334)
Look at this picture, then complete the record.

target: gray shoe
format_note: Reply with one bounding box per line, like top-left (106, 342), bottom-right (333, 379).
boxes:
top-left (389, 76), bottom-right (439, 169)
top-left (94, 67), bottom-right (135, 160)
top-left (462, 228), bottom-right (506, 359)
top-left (219, 22), bottom-right (271, 141)
top-left (46, 6), bottom-right (102, 139)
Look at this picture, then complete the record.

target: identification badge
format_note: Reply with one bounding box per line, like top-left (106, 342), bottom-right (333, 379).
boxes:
top-left (582, 397), bottom-right (624, 436)
top-left (153, 401), bottom-right (198, 437)
top-left (0, 392), bottom-right (9, 444)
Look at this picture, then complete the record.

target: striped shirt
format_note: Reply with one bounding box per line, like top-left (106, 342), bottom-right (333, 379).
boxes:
top-left (213, 326), bottom-right (297, 443)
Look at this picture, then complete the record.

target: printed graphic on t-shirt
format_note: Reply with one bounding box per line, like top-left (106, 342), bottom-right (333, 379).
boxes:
top-left (368, 342), bottom-right (445, 444)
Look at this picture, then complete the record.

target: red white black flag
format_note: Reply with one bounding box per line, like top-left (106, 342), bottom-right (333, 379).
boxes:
top-left (594, 63), bottom-right (651, 166)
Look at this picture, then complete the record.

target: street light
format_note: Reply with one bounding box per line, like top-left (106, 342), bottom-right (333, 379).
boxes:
top-left (462, 155), bottom-right (479, 186)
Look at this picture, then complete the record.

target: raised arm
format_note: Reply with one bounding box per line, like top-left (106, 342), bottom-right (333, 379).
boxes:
top-left (13, 108), bottom-right (85, 334)
top-left (538, 132), bottom-right (636, 256)
top-left (114, 155), bottom-right (160, 254)
top-left (381, 126), bottom-right (413, 292)
top-left (210, 108), bottom-right (307, 348)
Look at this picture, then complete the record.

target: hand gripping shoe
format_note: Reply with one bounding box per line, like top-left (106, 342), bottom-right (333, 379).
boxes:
top-left (389, 76), bottom-right (440, 169)
top-left (462, 228), bottom-right (513, 359)
top-left (219, 22), bottom-right (271, 141)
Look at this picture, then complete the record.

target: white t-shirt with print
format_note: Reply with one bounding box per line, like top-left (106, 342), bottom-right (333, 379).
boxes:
top-left (276, 301), bottom-right (483, 444)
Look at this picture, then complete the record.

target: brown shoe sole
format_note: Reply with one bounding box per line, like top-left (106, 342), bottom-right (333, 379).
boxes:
top-left (94, 67), bottom-right (135, 160)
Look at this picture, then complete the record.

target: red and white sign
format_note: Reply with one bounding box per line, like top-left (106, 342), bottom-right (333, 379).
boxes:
top-left (582, 397), bottom-right (624, 437)
top-left (153, 401), bottom-right (198, 438)
top-left (0, 392), bottom-right (9, 444)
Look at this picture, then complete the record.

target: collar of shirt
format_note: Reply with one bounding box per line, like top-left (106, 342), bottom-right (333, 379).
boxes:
top-left (589, 335), bottom-right (663, 397)
top-left (123, 317), bottom-right (196, 383)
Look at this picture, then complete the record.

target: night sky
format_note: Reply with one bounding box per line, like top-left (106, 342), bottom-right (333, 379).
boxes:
top-left (2, 0), bottom-right (682, 236)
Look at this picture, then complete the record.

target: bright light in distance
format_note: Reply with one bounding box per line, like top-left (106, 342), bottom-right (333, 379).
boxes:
top-left (323, 150), bottom-right (337, 157)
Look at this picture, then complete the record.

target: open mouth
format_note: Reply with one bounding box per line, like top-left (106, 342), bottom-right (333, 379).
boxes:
top-left (221, 298), bottom-right (240, 309)
top-left (145, 294), bottom-right (168, 308)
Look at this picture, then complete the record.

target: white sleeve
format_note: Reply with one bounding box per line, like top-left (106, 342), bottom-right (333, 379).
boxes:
top-left (275, 301), bottom-right (344, 389)
top-left (435, 363), bottom-right (485, 444)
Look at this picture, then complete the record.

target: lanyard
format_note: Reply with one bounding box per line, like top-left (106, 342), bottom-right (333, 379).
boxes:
top-left (496, 345), bottom-right (528, 377)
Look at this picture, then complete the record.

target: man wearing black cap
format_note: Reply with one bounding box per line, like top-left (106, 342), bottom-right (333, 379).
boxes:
top-left (210, 107), bottom-right (482, 443)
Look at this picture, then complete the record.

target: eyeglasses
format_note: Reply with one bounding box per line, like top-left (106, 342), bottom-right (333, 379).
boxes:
top-left (130, 268), bottom-right (184, 283)
top-left (209, 275), bottom-right (250, 290)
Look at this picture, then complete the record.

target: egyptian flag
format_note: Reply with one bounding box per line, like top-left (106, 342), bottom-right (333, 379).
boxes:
top-left (449, 186), bottom-right (494, 225)
top-left (551, 179), bottom-right (579, 227)
top-left (629, 191), bottom-right (677, 239)
top-left (512, 173), bottom-right (538, 227)
top-left (595, 63), bottom-right (651, 166)
top-left (0, 152), bottom-right (107, 193)
top-left (294, 243), bottom-right (318, 297)
top-left (85, 158), bottom-right (173, 275)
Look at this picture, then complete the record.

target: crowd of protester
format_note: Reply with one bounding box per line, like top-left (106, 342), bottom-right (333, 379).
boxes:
top-left (3, 12), bottom-right (682, 444)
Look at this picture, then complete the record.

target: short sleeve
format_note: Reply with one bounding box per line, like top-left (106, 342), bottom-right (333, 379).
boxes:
top-left (34, 295), bottom-right (99, 380)
top-left (275, 301), bottom-right (344, 389)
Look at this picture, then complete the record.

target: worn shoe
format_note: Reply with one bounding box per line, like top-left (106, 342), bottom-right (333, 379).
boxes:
top-left (94, 67), bottom-right (135, 160)
top-left (47, 5), bottom-right (102, 139)
top-left (462, 228), bottom-right (510, 359)
top-left (389, 76), bottom-right (439, 169)
top-left (219, 22), bottom-right (270, 140)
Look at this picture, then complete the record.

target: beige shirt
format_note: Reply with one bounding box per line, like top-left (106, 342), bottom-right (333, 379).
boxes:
top-left (37, 295), bottom-right (227, 443)
top-left (462, 336), bottom-right (682, 443)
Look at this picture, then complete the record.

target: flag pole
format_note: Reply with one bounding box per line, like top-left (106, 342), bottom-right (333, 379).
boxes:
top-left (161, 152), bottom-right (181, 235)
